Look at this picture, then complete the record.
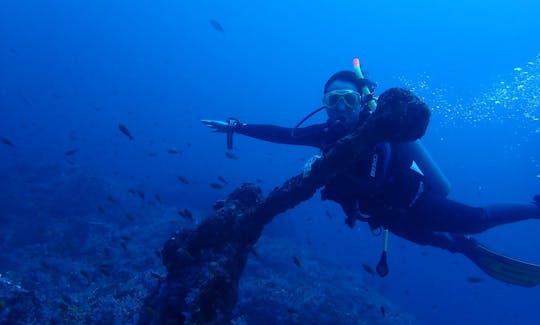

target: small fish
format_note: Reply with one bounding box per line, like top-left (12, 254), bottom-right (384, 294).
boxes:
top-left (155, 194), bottom-right (162, 203)
top-left (80, 269), bottom-right (91, 280)
top-left (99, 264), bottom-right (111, 277)
top-left (39, 259), bottom-right (51, 270)
top-left (125, 213), bottom-right (135, 221)
top-left (209, 19), bottom-right (224, 32)
top-left (103, 247), bottom-right (110, 257)
top-left (136, 190), bottom-right (145, 200)
top-left (178, 209), bottom-right (193, 222)
top-left (106, 195), bottom-right (116, 203)
top-left (1, 137), bottom-right (15, 148)
top-left (118, 123), bottom-right (133, 140)
top-left (177, 176), bottom-right (190, 185)
top-left (147, 152), bottom-right (158, 157)
top-left (248, 246), bottom-right (259, 257)
top-left (217, 176), bottom-right (229, 184)
top-left (97, 205), bottom-right (105, 215)
top-left (150, 271), bottom-right (163, 280)
top-left (120, 235), bottom-right (131, 242)
top-left (256, 178), bottom-right (263, 183)
top-left (167, 148), bottom-right (182, 154)
top-left (22, 96), bottom-right (31, 106)
top-left (380, 306), bottom-right (386, 317)
top-left (64, 148), bottom-right (79, 156)
top-left (224, 151), bottom-right (238, 160)
top-left (209, 182), bottom-right (223, 189)
top-left (9, 47), bottom-right (17, 55)
top-left (292, 256), bottom-right (301, 268)
top-left (287, 307), bottom-right (299, 314)
top-left (120, 242), bottom-right (127, 250)
top-left (467, 276), bottom-right (485, 283)
top-left (361, 263), bottom-right (375, 276)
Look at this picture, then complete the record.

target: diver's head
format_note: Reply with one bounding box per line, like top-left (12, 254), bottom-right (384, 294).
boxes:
top-left (323, 71), bottom-right (367, 127)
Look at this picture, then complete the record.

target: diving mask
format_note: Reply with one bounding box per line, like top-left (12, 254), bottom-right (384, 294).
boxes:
top-left (323, 89), bottom-right (362, 109)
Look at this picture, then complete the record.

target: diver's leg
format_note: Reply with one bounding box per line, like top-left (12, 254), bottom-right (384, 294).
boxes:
top-left (408, 194), bottom-right (540, 234)
top-left (387, 226), bottom-right (471, 254)
top-left (482, 203), bottom-right (540, 230)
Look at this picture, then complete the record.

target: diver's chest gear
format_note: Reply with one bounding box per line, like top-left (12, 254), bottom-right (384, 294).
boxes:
top-left (322, 142), bottom-right (426, 217)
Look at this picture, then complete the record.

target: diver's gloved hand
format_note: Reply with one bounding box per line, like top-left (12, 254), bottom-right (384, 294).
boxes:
top-left (201, 119), bottom-right (239, 133)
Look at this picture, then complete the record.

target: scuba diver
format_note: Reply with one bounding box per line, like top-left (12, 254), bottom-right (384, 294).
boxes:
top-left (201, 61), bottom-right (540, 287)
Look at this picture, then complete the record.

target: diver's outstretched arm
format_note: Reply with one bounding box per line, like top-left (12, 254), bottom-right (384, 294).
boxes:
top-left (201, 119), bottom-right (326, 148)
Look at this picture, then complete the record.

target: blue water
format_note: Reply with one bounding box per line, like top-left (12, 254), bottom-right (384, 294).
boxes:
top-left (1, 0), bottom-right (539, 323)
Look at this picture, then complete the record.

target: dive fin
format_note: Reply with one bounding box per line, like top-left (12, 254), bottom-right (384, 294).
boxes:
top-left (462, 242), bottom-right (540, 287)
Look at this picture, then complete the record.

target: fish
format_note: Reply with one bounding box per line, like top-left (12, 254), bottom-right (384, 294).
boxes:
top-left (466, 276), bottom-right (485, 283)
top-left (224, 151), bottom-right (238, 160)
top-left (39, 259), bottom-right (51, 270)
top-left (97, 205), bottom-right (105, 215)
top-left (118, 123), bottom-right (133, 140)
top-left (380, 306), bottom-right (386, 317)
top-left (217, 176), bottom-right (229, 184)
top-left (64, 148), bottom-right (79, 156)
top-left (248, 246), bottom-right (259, 257)
top-left (150, 271), bottom-right (163, 280)
top-left (209, 182), bottom-right (223, 189)
top-left (167, 148), bottom-right (182, 154)
top-left (125, 213), bottom-right (135, 221)
top-left (136, 190), bottom-right (145, 200)
top-left (292, 256), bottom-right (301, 268)
top-left (1, 137), bottom-right (15, 148)
top-left (80, 269), bottom-right (91, 280)
top-left (22, 96), bottom-right (31, 106)
top-left (178, 209), bottom-right (194, 222)
top-left (99, 264), bottom-right (111, 276)
top-left (209, 19), bottom-right (224, 32)
top-left (361, 263), bottom-right (375, 276)
top-left (287, 307), bottom-right (299, 314)
top-left (155, 194), bottom-right (162, 203)
top-left (177, 176), bottom-right (190, 184)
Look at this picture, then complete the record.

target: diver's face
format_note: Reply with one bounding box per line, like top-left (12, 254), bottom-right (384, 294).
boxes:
top-left (323, 80), bottom-right (362, 126)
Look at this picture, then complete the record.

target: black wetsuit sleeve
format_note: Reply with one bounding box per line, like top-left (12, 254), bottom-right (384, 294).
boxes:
top-left (235, 123), bottom-right (325, 148)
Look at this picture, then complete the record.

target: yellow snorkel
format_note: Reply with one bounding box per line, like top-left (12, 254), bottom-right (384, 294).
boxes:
top-left (352, 58), bottom-right (377, 111)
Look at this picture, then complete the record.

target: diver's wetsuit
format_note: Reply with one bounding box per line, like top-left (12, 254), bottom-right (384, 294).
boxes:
top-left (236, 120), bottom-right (540, 253)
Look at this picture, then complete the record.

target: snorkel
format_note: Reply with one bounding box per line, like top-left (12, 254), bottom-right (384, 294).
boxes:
top-left (352, 58), bottom-right (377, 111)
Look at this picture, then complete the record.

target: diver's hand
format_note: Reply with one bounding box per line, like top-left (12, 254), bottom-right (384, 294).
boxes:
top-left (201, 119), bottom-right (230, 133)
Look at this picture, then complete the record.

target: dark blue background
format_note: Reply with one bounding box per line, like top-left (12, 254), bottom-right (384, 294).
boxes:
top-left (1, 0), bottom-right (539, 323)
